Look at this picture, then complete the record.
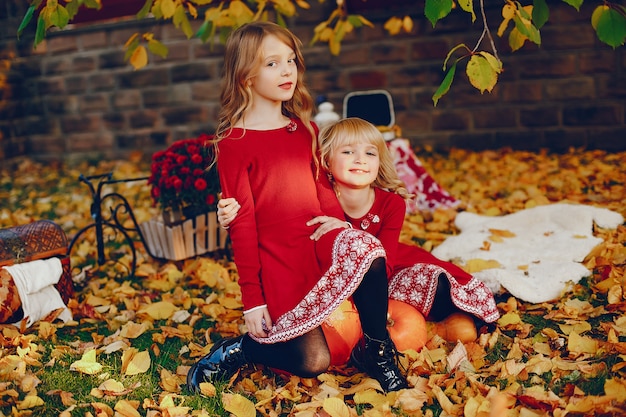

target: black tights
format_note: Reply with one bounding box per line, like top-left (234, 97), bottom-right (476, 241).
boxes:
top-left (428, 273), bottom-right (457, 322)
top-left (242, 257), bottom-right (389, 377)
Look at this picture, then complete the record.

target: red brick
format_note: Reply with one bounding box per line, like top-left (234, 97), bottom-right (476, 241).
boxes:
top-left (113, 90), bottom-right (142, 110)
top-left (348, 71), bottom-right (387, 90)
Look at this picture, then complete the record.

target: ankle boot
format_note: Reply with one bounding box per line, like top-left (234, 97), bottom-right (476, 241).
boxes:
top-left (350, 333), bottom-right (408, 392)
top-left (187, 335), bottom-right (248, 392)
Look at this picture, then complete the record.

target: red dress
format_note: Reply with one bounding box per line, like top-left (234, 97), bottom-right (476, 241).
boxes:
top-left (217, 120), bottom-right (386, 343)
top-left (345, 188), bottom-right (500, 323)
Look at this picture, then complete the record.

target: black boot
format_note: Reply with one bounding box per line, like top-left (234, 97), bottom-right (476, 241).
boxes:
top-left (187, 335), bottom-right (248, 392)
top-left (350, 333), bottom-right (408, 392)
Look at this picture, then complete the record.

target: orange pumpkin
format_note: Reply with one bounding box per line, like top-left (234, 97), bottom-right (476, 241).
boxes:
top-left (433, 312), bottom-right (477, 343)
top-left (322, 299), bottom-right (362, 365)
top-left (386, 299), bottom-right (428, 352)
top-left (323, 299), bottom-right (429, 365)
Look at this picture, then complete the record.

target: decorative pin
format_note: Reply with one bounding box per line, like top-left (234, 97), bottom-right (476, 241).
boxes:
top-left (360, 213), bottom-right (380, 230)
top-left (286, 120), bottom-right (297, 132)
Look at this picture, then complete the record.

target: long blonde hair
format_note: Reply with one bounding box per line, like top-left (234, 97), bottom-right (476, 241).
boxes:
top-left (213, 22), bottom-right (316, 156)
top-left (319, 118), bottom-right (412, 200)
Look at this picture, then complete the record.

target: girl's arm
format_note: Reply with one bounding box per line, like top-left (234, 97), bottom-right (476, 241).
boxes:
top-left (217, 145), bottom-right (266, 315)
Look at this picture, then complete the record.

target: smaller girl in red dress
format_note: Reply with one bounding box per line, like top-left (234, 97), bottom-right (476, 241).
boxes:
top-left (315, 118), bottom-right (500, 334)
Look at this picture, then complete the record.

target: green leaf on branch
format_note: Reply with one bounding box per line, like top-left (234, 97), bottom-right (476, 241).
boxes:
top-left (161, 0), bottom-right (177, 19)
top-left (34, 15), bottom-right (46, 47)
top-left (466, 52), bottom-right (501, 93)
top-left (148, 39), bottom-right (169, 58)
top-left (42, 1), bottom-right (70, 29)
top-left (137, 0), bottom-right (154, 19)
top-left (532, 0), bottom-right (549, 29)
top-left (65, 0), bottom-right (80, 20)
top-left (592, 5), bottom-right (626, 48)
top-left (513, 13), bottom-right (541, 45)
top-left (83, 0), bottom-right (102, 10)
top-left (17, 5), bottom-right (36, 38)
top-left (458, 0), bottom-right (476, 22)
top-left (432, 63), bottom-right (456, 106)
top-left (228, 1), bottom-right (255, 26)
top-left (562, 0), bottom-right (583, 12)
top-left (174, 5), bottom-right (193, 38)
top-left (425, 0), bottom-right (453, 27)
top-left (508, 27), bottom-right (528, 51)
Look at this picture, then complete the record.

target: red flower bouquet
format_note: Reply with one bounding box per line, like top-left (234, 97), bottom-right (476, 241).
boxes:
top-left (148, 134), bottom-right (220, 216)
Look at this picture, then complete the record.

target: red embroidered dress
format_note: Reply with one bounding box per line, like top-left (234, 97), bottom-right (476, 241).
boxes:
top-left (217, 119), bottom-right (386, 343)
top-left (345, 188), bottom-right (499, 323)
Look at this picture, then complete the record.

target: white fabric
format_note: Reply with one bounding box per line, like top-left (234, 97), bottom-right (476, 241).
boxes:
top-left (431, 203), bottom-right (624, 303)
top-left (2, 258), bottom-right (72, 327)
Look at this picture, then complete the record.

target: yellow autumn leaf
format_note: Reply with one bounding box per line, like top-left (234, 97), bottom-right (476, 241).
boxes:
top-left (394, 389), bottom-right (429, 413)
top-left (323, 397), bottom-right (350, 417)
top-left (353, 388), bottom-right (387, 407)
top-left (219, 296), bottom-right (243, 309)
top-left (134, 262), bottom-right (157, 277)
top-left (114, 399), bottom-right (141, 417)
top-left (489, 228), bottom-right (516, 237)
top-left (160, 0), bottom-right (176, 18)
top-left (402, 16), bottom-right (414, 33)
top-left (199, 381), bottom-right (217, 397)
top-left (498, 311), bottom-right (521, 326)
top-left (121, 349), bottom-right (151, 376)
top-left (604, 378), bottom-right (626, 402)
top-left (384, 17), bottom-right (403, 35)
top-left (98, 379), bottom-right (125, 394)
top-left (222, 392), bottom-right (256, 417)
top-left (70, 349), bottom-right (103, 375)
top-left (613, 316), bottom-right (626, 336)
top-left (558, 321), bottom-right (592, 335)
top-left (119, 321), bottom-right (151, 339)
top-left (139, 301), bottom-right (178, 320)
top-left (567, 331), bottom-right (598, 355)
top-left (464, 258), bottom-right (502, 272)
top-left (160, 368), bottom-right (181, 392)
top-left (17, 394), bottom-right (45, 409)
top-left (464, 395), bottom-right (490, 417)
top-left (129, 44), bottom-right (148, 70)
top-left (91, 402), bottom-right (114, 415)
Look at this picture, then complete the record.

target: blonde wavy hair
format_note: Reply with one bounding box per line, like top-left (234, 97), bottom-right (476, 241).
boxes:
top-left (319, 118), bottom-right (412, 201)
top-left (212, 21), bottom-right (316, 160)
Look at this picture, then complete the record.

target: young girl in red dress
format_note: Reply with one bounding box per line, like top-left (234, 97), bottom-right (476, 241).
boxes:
top-left (220, 118), bottom-right (500, 341)
top-left (315, 118), bottom-right (499, 329)
top-left (186, 22), bottom-right (408, 393)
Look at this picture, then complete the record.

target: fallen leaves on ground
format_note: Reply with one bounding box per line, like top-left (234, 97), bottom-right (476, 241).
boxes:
top-left (0, 147), bottom-right (625, 416)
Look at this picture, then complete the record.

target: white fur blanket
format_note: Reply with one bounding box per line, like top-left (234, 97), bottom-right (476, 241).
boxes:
top-left (431, 203), bottom-right (624, 303)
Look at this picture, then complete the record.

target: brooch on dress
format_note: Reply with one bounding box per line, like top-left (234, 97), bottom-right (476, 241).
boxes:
top-left (286, 120), bottom-right (298, 133)
top-left (360, 214), bottom-right (380, 230)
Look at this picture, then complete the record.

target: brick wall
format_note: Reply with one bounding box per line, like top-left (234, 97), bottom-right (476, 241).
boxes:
top-left (1, 1), bottom-right (624, 162)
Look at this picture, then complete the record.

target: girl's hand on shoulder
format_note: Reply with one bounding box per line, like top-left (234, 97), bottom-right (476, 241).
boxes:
top-left (307, 216), bottom-right (351, 241)
top-left (217, 197), bottom-right (240, 229)
top-left (244, 307), bottom-right (272, 338)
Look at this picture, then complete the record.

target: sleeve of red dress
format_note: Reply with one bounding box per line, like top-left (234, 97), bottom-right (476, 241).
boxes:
top-left (217, 146), bottom-right (265, 311)
top-left (315, 164), bottom-right (345, 219)
top-left (378, 195), bottom-right (406, 277)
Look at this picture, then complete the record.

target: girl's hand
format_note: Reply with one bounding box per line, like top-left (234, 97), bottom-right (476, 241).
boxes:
top-left (307, 216), bottom-right (351, 241)
top-left (244, 307), bottom-right (273, 338)
top-left (217, 197), bottom-right (241, 229)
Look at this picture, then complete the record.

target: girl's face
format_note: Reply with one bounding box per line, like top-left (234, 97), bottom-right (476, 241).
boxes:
top-left (249, 34), bottom-right (298, 104)
top-left (329, 141), bottom-right (380, 191)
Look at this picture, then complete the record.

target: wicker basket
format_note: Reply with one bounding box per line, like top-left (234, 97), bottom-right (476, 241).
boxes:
top-left (139, 211), bottom-right (227, 261)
